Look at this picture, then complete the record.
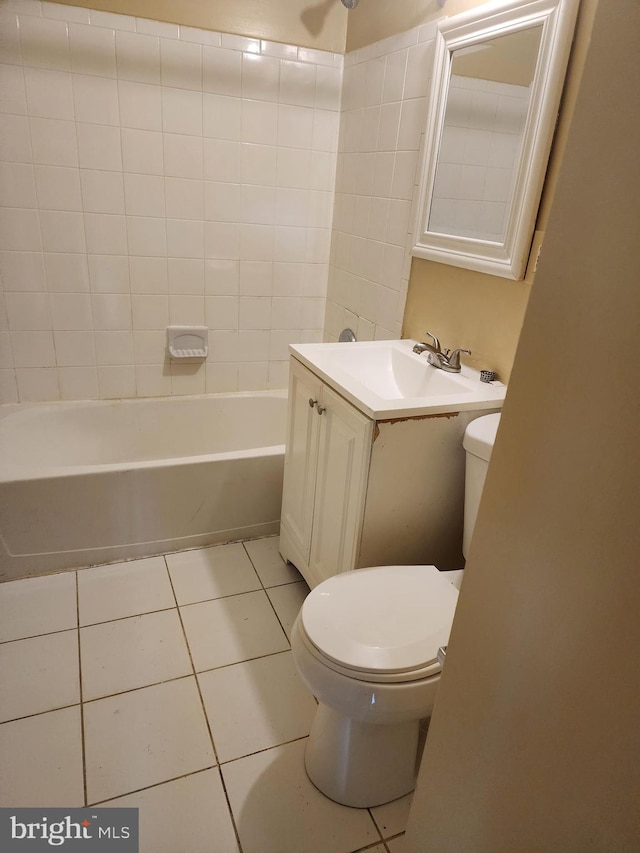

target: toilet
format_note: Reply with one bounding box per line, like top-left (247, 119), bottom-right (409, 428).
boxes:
top-left (291, 412), bottom-right (501, 808)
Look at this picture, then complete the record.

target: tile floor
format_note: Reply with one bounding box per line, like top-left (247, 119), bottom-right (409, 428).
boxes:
top-left (0, 535), bottom-right (411, 852)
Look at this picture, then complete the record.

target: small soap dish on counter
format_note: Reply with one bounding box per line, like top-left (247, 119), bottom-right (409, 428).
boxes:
top-left (167, 326), bottom-right (208, 359)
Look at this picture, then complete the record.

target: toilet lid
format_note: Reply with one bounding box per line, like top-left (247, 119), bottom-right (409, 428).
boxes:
top-left (300, 565), bottom-right (459, 676)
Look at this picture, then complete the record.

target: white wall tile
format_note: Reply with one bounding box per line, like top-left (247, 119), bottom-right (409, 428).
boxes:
top-left (54, 330), bottom-right (95, 366)
top-left (0, 114), bottom-right (31, 162)
top-left (241, 53), bottom-right (279, 101)
top-left (0, 63), bottom-right (27, 114)
top-left (0, 162), bottom-right (37, 208)
top-left (118, 80), bottom-right (161, 130)
top-left (34, 165), bottom-right (82, 211)
top-left (203, 139), bottom-right (239, 183)
top-left (166, 178), bottom-right (203, 220)
top-left (0, 251), bottom-right (46, 292)
top-left (280, 59), bottom-right (316, 107)
top-left (203, 93), bottom-right (240, 141)
top-left (202, 46), bottom-right (241, 97)
top-left (97, 364), bottom-right (135, 398)
top-left (205, 259), bottom-right (239, 296)
top-left (19, 15), bottom-right (70, 72)
top-left (29, 117), bottom-right (76, 166)
top-left (205, 222), bottom-right (240, 260)
top-left (16, 366), bottom-right (59, 400)
top-left (88, 255), bottom-right (129, 294)
top-left (24, 67), bottom-right (74, 119)
top-left (121, 128), bottom-right (164, 175)
top-left (204, 181), bottom-right (240, 223)
top-left (168, 258), bottom-right (204, 295)
top-left (69, 22), bottom-right (116, 77)
top-left (162, 88), bottom-right (202, 136)
top-left (81, 169), bottom-right (125, 215)
top-left (160, 38), bottom-right (202, 90)
top-left (126, 216), bottom-right (167, 257)
top-left (241, 99), bottom-right (278, 146)
top-left (5, 292), bottom-right (52, 331)
top-left (129, 256), bottom-right (168, 294)
top-left (115, 30), bottom-right (160, 85)
top-left (77, 123), bottom-right (122, 171)
top-left (0, 6), bottom-right (336, 400)
top-left (166, 219), bottom-right (204, 259)
top-left (44, 252), bottom-right (89, 292)
top-left (124, 173), bottom-right (165, 217)
top-left (85, 213), bottom-right (127, 255)
top-left (164, 133), bottom-right (203, 179)
top-left (50, 292), bottom-right (92, 330)
top-left (39, 210), bottom-right (85, 253)
top-left (92, 293), bottom-right (132, 331)
top-left (10, 330), bottom-right (56, 367)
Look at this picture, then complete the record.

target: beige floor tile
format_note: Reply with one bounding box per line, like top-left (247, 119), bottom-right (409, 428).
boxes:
top-left (84, 677), bottom-right (215, 804)
top-left (266, 580), bottom-right (309, 640)
top-left (0, 706), bottom-right (84, 807)
top-left (166, 542), bottom-right (261, 605)
top-left (101, 769), bottom-right (240, 853)
top-left (78, 556), bottom-right (174, 626)
top-left (180, 590), bottom-right (289, 672)
top-left (222, 739), bottom-right (380, 853)
top-left (386, 834), bottom-right (408, 852)
top-left (244, 536), bottom-right (303, 587)
top-left (80, 609), bottom-right (192, 700)
top-left (0, 629), bottom-right (80, 723)
top-left (0, 571), bottom-right (77, 642)
top-left (370, 792), bottom-right (413, 838)
top-left (199, 650), bottom-right (316, 762)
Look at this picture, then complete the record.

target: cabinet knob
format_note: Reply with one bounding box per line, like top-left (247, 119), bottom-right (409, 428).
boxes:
top-left (309, 398), bottom-right (318, 408)
top-left (317, 405), bottom-right (326, 415)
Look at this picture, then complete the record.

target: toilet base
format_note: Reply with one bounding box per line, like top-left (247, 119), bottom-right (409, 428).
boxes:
top-left (304, 703), bottom-right (419, 808)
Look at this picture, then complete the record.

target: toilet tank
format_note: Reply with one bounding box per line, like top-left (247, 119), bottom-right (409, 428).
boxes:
top-left (462, 413), bottom-right (501, 558)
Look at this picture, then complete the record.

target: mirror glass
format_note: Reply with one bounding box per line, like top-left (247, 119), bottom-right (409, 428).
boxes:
top-left (412, 0), bottom-right (578, 280)
top-left (429, 26), bottom-right (543, 242)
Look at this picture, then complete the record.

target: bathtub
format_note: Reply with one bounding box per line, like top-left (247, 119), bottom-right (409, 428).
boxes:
top-left (0, 391), bottom-right (287, 581)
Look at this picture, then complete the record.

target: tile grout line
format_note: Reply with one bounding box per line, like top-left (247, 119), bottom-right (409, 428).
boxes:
top-left (242, 540), bottom-right (291, 650)
top-left (75, 569), bottom-right (89, 808)
top-left (162, 554), bottom-right (245, 853)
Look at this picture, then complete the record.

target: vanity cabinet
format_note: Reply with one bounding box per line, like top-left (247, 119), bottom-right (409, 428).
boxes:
top-left (279, 356), bottom-right (493, 589)
top-left (280, 357), bottom-right (373, 588)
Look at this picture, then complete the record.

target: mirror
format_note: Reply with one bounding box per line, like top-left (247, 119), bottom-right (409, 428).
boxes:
top-left (412, 0), bottom-right (578, 279)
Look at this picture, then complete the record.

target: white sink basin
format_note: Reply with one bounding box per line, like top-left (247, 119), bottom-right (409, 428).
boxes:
top-left (290, 340), bottom-right (506, 419)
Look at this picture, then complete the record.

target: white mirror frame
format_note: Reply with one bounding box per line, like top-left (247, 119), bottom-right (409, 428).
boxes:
top-left (412, 0), bottom-right (579, 279)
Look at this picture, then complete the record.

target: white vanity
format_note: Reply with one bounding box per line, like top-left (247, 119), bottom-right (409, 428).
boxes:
top-left (279, 340), bottom-right (506, 589)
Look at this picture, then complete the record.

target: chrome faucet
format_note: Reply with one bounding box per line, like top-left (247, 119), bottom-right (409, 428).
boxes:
top-left (427, 348), bottom-right (471, 373)
top-left (412, 332), bottom-right (442, 357)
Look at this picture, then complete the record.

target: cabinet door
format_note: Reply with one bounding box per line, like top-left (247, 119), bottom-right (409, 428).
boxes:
top-left (280, 359), bottom-right (323, 565)
top-left (308, 383), bottom-right (373, 586)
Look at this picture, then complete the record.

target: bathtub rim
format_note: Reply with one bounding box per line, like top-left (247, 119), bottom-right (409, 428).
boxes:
top-left (0, 388), bottom-right (288, 484)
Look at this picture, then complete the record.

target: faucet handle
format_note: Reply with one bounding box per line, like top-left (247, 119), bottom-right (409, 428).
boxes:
top-left (424, 331), bottom-right (441, 352)
top-left (446, 348), bottom-right (471, 370)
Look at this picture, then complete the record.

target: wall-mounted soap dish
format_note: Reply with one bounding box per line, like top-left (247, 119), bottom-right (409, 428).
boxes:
top-left (167, 326), bottom-right (208, 359)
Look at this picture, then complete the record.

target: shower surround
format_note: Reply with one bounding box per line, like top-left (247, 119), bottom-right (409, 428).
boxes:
top-left (0, 1), bottom-right (342, 403)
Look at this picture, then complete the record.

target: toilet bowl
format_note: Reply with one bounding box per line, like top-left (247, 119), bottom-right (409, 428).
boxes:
top-left (291, 413), bottom-right (501, 808)
top-left (292, 564), bottom-right (459, 807)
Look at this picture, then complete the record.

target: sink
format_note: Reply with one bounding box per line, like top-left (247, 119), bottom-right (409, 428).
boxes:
top-left (289, 340), bottom-right (506, 419)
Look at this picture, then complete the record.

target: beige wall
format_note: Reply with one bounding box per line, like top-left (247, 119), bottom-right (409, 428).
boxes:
top-left (405, 0), bottom-right (640, 849)
top-left (345, 0), bottom-right (485, 52)
top-left (48, 0), bottom-right (348, 52)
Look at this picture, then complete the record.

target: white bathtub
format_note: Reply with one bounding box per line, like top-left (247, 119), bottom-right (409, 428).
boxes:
top-left (0, 391), bottom-right (287, 581)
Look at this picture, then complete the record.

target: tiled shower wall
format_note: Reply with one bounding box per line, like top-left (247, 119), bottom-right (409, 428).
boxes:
top-left (0, 0), bottom-right (341, 402)
top-left (323, 23), bottom-right (435, 342)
